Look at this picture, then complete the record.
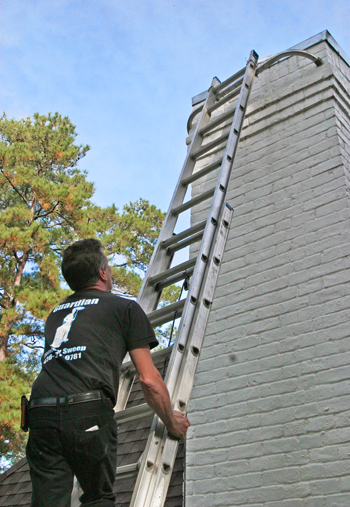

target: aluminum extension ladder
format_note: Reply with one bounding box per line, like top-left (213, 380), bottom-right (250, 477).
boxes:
top-left (114, 50), bottom-right (259, 507)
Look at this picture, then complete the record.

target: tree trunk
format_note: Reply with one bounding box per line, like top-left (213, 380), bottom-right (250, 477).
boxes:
top-left (0, 324), bottom-right (12, 361)
top-left (14, 252), bottom-right (29, 287)
top-left (0, 338), bottom-right (6, 361)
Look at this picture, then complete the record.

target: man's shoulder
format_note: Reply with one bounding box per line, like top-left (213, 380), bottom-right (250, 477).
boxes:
top-left (96, 291), bottom-right (137, 307)
top-left (100, 292), bottom-right (139, 313)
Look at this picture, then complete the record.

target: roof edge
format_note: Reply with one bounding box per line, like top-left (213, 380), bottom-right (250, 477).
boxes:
top-left (0, 457), bottom-right (27, 484)
top-left (192, 30), bottom-right (349, 106)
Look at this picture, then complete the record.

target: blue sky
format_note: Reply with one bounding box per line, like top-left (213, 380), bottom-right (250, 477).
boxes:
top-left (1, 0), bottom-right (349, 214)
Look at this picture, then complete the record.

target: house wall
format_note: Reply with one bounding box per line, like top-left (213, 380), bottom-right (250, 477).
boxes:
top-left (186, 36), bottom-right (350, 507)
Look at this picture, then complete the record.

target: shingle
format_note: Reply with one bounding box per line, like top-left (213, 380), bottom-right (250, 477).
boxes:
top-left (19, 471), bottom-right (30, 483)
top-left (0, 485), bottom-right (11, 498)
top-left (8, 482), bottom-right (23, 495)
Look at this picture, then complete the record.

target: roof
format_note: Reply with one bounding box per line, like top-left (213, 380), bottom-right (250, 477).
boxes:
top-left (0, 458), bottom-right (31, 506)
top-left (0, 364), bottom-right (184, 507)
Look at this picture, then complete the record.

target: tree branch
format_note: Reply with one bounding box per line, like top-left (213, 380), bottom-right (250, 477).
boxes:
top-left (0, 169), bottom-right (30, 207)
top-left (21, 341), bottom-right (45, 350)
top-left (56, 210), bottom-right (75, 228)
top-left (34, 201), bottom-right (60, 220)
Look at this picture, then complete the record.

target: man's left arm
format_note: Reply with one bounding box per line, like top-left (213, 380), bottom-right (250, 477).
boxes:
top-left (129, 345), bottom-right (190, 440)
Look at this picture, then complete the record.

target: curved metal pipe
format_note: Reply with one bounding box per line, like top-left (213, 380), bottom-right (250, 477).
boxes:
top-left (187, 49), bottom-right (323, 134)
top-left (256, 49), bottom-right (323, 75)
top-left (186, 103), bottom-right (204, 134)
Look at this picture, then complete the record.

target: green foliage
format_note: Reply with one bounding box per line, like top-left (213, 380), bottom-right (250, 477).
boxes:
top-left (93, 199), bottom-right (166, 295)
top-left (0, 351), bottom-right (39, 472)
top-left (0, 112), bottom-right (169, 357)
top-left (0, 112), bottom-right (93, 360)
top-left (0, 111), bottom-right (180, 469)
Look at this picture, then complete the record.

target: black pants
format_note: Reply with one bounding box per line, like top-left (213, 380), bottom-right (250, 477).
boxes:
top-left (26, 397), bottom-right (117, 507)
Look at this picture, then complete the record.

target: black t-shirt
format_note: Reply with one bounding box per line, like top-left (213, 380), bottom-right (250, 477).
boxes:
top-left (31, 289), bottom-right (158, 405)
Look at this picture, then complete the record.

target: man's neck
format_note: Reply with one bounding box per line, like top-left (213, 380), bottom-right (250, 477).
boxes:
top-left (81, 283), bottom-right (109, 292)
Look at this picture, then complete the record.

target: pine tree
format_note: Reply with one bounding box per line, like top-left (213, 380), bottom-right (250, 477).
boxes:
top-left (0, 112), bottom-right (177, 470)
top-left (0, 112), bottom-right (93, 361)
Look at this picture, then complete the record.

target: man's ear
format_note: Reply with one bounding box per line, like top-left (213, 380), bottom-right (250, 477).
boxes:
top-left (99, 268), bottom-right (107, 281)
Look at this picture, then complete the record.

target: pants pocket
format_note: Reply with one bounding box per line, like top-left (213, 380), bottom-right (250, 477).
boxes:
top-left (74, 424), bottom-right (110, 460)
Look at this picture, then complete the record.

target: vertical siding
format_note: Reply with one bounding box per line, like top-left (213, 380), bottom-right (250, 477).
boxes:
top-left (186, 40), bottom-right (350, 507)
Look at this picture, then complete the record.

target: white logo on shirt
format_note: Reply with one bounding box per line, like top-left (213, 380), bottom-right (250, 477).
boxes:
top-left (51, 307), bottom-right (85, 349)
top-left (42, 307), bottom-right (87, 365)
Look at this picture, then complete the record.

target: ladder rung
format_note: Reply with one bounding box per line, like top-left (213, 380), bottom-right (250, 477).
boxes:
top-left (181, 160), bottom-right (222, 186)
top-left (161, 220), bottom-right (207, 248)
top-left (115, 371), bottom-right (135, 412)
top-left (172, 187), bottom-right (215, 216)
top-left (155, 265), bottom-right (194, 292)
top-left (208, 86), bottom-right (242, 114)
top-left (115, 463), bottom-right (139, 482)
top-left (186, 71), bottom-right (243, 136)
top-left (199, 108), bottom-right (235, 136)
top-left (216, 77), bottom-right (244, 101)
top-left (191, 133), bottom-right (229, 159)
top-left (166, 231), bottom-right (203, 256)
top-left (213, 67), bottom-right (245, 94)
top-left (121, 346), bottom-right (172, 373)
top-left (147, 299), bottom-right (186, 328)
top-left (115, 403), bottom-right (154, 425)
top-left (148, 258), bottom-right (196, 286)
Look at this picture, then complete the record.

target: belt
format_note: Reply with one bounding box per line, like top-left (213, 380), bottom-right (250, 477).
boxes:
top-left (29, 391), bottom-right (102, 409)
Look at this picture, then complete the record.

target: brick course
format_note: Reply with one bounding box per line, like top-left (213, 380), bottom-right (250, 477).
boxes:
top-left (186, 36), bottom-right (350, 507)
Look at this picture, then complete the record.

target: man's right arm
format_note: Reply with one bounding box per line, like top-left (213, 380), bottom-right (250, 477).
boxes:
top-left (129, 345), bottom-right (190, 440)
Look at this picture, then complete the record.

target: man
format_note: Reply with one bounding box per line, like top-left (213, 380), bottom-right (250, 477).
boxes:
top-left (26, 238), bottom-right (190, 507)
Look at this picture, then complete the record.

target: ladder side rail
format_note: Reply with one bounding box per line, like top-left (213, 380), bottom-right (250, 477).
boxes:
top-left (116, 94), bottom-right (215, 399)
top-left (139, 51), bottom-right (258, 416)
top-left (172, 205), bottom-right (234, 409)
top-left (136, 84), bottom-right (218, 315)
top-left (129, 416), bottom-right (168, 507)
top-left (130, 204), bottom-right (233, 507)
top-left (163, 50), bottom-right (258, 392)
top-left (118, 48), bottom-right (258, 444)
top-left (129, 50), bottom-right (258, 507)
top-left (147, 205), bottom-right (234, 507)
top-left (114, 372), bottom-right (135, 412)
top-left (137, 49), bottom-right (257, 504)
